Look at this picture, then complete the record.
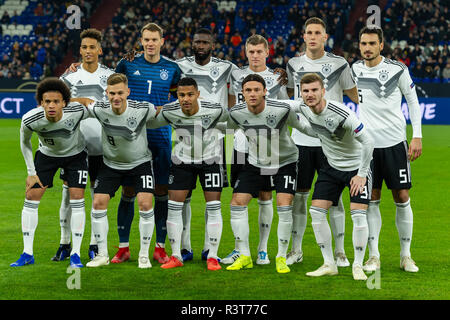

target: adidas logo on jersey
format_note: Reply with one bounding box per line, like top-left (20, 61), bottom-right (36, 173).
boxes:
top-left (133, 70), bottom-right (141, 76)
top-left (104, 119), bottom-right (110, 123)
top-left (76, 80), bottom-right (83, 85)
top-left (243, 120), bottom-right (249, 125)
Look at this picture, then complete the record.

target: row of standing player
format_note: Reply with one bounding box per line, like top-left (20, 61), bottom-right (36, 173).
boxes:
top-left (12, 18), bottom-right (422, 277)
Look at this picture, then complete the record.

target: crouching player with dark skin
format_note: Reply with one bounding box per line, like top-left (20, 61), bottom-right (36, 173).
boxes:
top-left (147, 77), bottom-right (228, 271)
top-left (297, 73), bottom-right (374, 281)
top-left (73, 73), bottom-right (159, 268)
top-left (12, 78), bottom-right (89, 268)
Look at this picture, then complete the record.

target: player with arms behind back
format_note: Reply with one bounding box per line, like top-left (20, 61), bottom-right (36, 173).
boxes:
top-left (54, 28), bottom-right (115, 262)
top-left (352, 26), bottom-right (422, 273)
top-left (225, 34), bottom-right (290, 266)
top-left (176, 28), bottom-right (238, 262)
top-left (286, 17), bottom-right (359, 267)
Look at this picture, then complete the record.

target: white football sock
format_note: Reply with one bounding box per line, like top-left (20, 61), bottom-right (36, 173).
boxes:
top-left (22, 200), bottom-right (39, 255)
top-left (91, 209), bottom-right (108, 256)
top-left (139, 209), bottom-right (154, 257)
top-left (89, 187), bottom-right (97, 246)
top-left (230, 205), bottom-right (250, 256)
top-left (395, 198), bottom-right (413, 258)
top-left (181, 197), bottom-right (192, 251)
top-left (291, 192), bottom-right (309, 253)
top-left (257, 199), bottom-right (273, 253)
top-left (167, 200), bottom-right (184, 260)
top-left (351, 210), bottom-right (369, 266)
top-left (69, 199), bottom-right (86, 256)
top-left (59, 185), bottom-right (71, 245)
top-left (206, 201), bottom-right (223, 259)
top-left (276, 205), bottom-right (293, 258)
top-left (367, 200), bottom-right (381, 258)
top-left (310, 206), bottom-right (334, 265)
top-left (203, 207), bottom-right (210, 252)
top-left (329, 194), bottom-right (346, 254)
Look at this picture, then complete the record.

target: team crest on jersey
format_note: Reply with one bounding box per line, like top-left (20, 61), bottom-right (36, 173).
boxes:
top-left (99, 75), bottom-right (108, 87)
top-left (325, 117), bottom-right (335, 130)
top-left (201, 115), bottom-right (212, 128)
top-left (160, 69), bottom-right (169, 81)
top-left (266, 114), bottom-right (277, 127)
top-left (210, 67), bottom-right (220, 79)
top-left (264, 77), bottom-right (274, 88)
top-left (64, 119), bottom-right (75, 129)
top-left (379, 70), bottom-right (389, 81)
top-left (321, 64), bottom-right (332, 76)
top-left (127, 117), bottom-right (138, 129)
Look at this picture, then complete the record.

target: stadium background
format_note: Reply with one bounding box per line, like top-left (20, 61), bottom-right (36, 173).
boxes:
top-left (0, 0), bottom-right (449, 122)
top-left (0, 0), bottom-right (449, 301)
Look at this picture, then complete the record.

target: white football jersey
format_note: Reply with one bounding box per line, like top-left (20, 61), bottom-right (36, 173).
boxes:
top-left (228, 98), bottom-right (312, 171)
top-left (287, 52), bottom-right (356, 146)
top-left (230, 66), bottom-right (290, 152)
top-left (20, 103), bottom-right (89, 176)
top-left (60, 63), bottom-right (115, 156)
top-left (352, 56), bottom-right (422, 148)
top-left (296, 100), bottom-right (368, 173)
top-left (176, 56), bottom-right (239, 106)
top-left (150, 99), bottom-right (228, 164)
top-left (87, 100), bottom-right (156, 170)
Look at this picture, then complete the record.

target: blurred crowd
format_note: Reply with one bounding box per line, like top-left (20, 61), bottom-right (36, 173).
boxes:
top-left (0, 0), bottom-right (448, 81)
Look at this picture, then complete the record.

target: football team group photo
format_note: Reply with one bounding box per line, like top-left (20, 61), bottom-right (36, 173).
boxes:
top-left (1, 0), bottom-right (448, 301)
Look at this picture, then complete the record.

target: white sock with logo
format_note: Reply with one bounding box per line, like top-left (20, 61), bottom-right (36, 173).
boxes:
top-left (22, 199), bottom-right (39, 255)
top-left (167, 200), bottom-right (184, 260)
top-left (257, 199), bottom-right (273, 253)
top-left (351, 210), bottom-right (369, 266)
top-left (367, 200), bottom-right (381, 258)
top-left (329, 195), bottom-right (346, 255)
top-left (277, 205), bottom-right (293, 258)
top-left (310, 206), bottom-right (334, 265)
top-left (139, 209), bottom-right (155, 257)
top-left (91, 209), bottom-right (108, 256)
top-left (395, 198), bottom-right (413, 258)
top-left (59, 185), bottom-right (71, 245)
top-left (291, 192), bottom-right (309, 253)
top-left (181, 197), bottom-right (192, 251)
top-left (206, 201), bottom-right (223, 259)
top-left (230, 205), bottom-right (250, 256)
top-left (69, 199), bottom-right (86, 256)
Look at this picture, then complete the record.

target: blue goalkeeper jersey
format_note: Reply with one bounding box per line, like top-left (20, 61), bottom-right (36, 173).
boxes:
top-left (116, 54), bottom-right (181, 146)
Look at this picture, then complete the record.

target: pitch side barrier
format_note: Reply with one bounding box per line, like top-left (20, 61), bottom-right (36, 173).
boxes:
top-left (1, 80), bottom-right (449, 124)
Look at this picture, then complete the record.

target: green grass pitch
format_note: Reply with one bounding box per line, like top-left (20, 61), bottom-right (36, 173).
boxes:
top-left (0, 119), bottom-right (449, 300)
